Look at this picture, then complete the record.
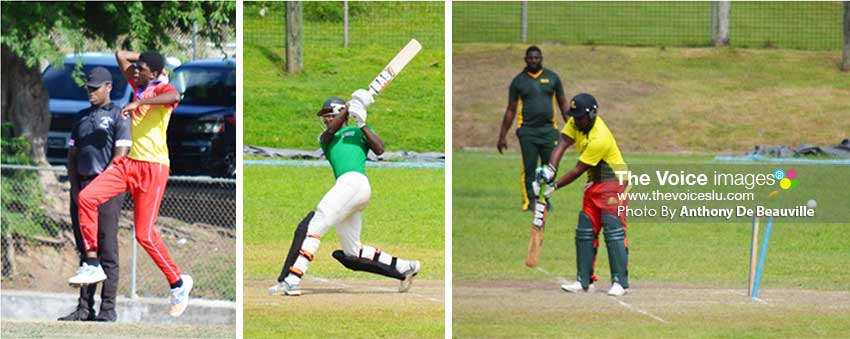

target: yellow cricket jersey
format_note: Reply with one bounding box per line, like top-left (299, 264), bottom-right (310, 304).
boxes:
top-left (128, 81), bottom-right (178, 166)
top-left (562, 116), bottom-right (627, 182)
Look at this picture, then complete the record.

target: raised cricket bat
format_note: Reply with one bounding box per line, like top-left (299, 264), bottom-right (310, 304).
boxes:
top-left (367, 39), bottom-right (422, 95)
top-left (526, 184), bottom-right (548, 267)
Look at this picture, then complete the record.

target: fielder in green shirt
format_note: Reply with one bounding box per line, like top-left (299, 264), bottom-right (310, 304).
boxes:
top-left (497, 45), bottom-right (569, 211)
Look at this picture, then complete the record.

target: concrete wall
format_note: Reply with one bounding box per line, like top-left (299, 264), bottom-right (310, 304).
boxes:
top-left (1, 290), bottom-right (235, 326)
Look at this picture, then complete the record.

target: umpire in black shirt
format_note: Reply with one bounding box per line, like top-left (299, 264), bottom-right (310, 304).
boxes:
top-left (59, 67), bottom-right (131, 322)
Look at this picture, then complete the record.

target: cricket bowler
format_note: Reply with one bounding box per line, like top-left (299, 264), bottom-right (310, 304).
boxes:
top-left (269, 90), bottom-right (421, 296)
top-left (67, 50), bottom-right (193, 317)
top-left (536, 93), bottom-right (631, 296)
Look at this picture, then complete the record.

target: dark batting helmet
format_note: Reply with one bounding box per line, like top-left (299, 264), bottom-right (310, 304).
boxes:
top-left (317, 97), bottom-right (346, 116)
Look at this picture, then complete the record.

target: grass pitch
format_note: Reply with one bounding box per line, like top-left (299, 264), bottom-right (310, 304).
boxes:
top-left (243, 165), bottom-right (445, 338)
top-left (452, 151), bottom-right (850, 337)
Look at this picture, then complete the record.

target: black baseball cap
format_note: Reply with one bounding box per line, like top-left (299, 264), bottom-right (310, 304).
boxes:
top-left (317, 97), bottom-right (346, 116)
top-left (566, 93), bottom-right (598, 117)
top-left (86, 67), bottom-right (112, 87)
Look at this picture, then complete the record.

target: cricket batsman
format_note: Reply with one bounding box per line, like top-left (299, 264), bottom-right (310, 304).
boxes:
top-left (67, 50), bottom-right (193, 316)
top-left (535, 93), bottom-right (631, 296)
top-left (269, 90), bottom-right (421, 296)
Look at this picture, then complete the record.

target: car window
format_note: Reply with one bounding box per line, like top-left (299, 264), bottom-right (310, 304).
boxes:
top-left (172, 67), bottom-right (236, 106)
top-left (43, 64), bottom-right (129, 101)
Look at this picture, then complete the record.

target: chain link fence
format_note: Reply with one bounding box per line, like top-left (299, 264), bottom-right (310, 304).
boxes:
top-left (245, 1), bottom-right (444, 51)
top-left (1, 164), bottom-right (235, 301)
top-left (453, 1), bottom-right (844, 50)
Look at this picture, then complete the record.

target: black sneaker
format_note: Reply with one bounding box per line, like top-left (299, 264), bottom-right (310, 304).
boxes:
top-left (58, 307), bottom-right (95, 321)
top-left (93, 309), bottom-right (117, 322)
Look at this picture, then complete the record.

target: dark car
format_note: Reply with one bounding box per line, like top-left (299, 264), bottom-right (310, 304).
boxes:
top-left (42, 53), bottom-right (134, 164)
top-left (168, 59), bottom-right (236, 177)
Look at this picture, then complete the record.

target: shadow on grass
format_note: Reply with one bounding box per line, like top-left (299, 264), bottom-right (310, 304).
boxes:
top-left (248, 43), bottom-right (286, 75)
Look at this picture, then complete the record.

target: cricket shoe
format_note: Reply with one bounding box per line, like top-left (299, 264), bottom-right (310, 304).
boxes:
top-left (169, 274), bottom-right (193, 317)
top-left (68, 263), bottom-right (107, 286)
top-left (399, 260), bottom-right (421, 293)
top-left (607, 282), bottom-right (627, 297)
top-left (57, 307), bottom-right (95, 321)
top-left (268, 280), bottom-right (301, 296)
top-left (560, 280), bottom-right (595, 293)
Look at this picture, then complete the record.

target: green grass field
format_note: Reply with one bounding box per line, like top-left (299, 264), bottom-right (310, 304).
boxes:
top-left (243, 165), bottom-right (444, 338)
top-left (453, 2), bottom-right (843, 50)
top-left (453, 44), bottom-right (850, 152)
top-left (244, 2), bottom-right (445, 152)
top-left (0, 321), bottom-right (233, 338)
top-left (452, 151), bottom-right (850, 337)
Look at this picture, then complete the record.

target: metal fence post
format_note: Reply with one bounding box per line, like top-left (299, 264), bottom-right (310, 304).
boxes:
top-left (342, 1), bottom-right (348, 48)
top-left (131, 235), bottom-right (138, 298)
top-left (521, 1), bottom-right (528, 43)
top-left (842, 1), bottom-right (849, 71)
top-left (344, 1), bottom-right (349, 48)
top-left (192, 20), bottom-right (198, 61)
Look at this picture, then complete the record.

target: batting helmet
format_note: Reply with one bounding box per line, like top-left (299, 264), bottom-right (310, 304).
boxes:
top-left (317, 97), bottom-right (346, 116)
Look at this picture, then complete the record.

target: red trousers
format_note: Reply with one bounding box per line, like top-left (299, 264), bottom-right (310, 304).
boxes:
top-left (78, 157), bottom-right (182, 284)
top-left (582, 180), bottom-right (630, 282)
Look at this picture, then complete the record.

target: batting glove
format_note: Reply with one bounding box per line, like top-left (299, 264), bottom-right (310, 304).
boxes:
top-left (536, 164), bottom-right (556, 184)
top-left (351, 89), bottom-right (374, 109)
top-left (532, 180), bottom-right (556, 199)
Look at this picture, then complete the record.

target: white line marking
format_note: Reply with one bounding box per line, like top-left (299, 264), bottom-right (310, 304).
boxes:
top-left (308, 276), bottom-right (443, 303)
top-left (611, 297), bottom-right (669, 324)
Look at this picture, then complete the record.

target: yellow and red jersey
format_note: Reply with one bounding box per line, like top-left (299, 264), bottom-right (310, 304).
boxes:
top-left (562, 116), bottom-right (627, 182)
top-left (128, 81), bottom-right (178, 166)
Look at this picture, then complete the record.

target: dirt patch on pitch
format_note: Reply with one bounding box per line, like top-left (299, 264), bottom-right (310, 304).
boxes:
top-left (455, 280), bottom-right (850, 322)
top-left (244, 278), bottom-right (444, 307)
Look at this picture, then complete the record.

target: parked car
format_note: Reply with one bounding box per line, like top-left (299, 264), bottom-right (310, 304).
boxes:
top-left (168, 59), bottom-right (236, 177)
top-left (42, 53), bottom-right (134, 164)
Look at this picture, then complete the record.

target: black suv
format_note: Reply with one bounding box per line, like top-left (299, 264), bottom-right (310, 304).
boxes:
top-left (168, 59), bottom-right (236, 177)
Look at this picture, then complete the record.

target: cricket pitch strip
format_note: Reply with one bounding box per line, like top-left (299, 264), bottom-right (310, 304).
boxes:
top-left (454, 281), bottom-right (850, 337)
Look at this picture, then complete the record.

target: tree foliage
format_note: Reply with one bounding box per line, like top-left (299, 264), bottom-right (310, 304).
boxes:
top-left (1, 1), bottom-right (235, 68)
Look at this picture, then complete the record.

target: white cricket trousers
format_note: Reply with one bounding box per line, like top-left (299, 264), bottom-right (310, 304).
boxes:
top-left (308, 171), bottom-right (370, 256)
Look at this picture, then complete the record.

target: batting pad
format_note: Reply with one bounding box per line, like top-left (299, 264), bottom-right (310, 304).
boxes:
top-left (332, 249), bottom-right (405, 280)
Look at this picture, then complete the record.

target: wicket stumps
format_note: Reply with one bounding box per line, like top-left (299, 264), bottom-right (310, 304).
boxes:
top-left (747, 216), bottom-right (759, 296)
top-left (748, 216), bottom-right (774, 298)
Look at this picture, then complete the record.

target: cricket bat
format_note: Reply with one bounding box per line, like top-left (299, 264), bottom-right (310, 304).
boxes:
top-left (526, 184), bottom-right (548, 267)
top-left (367, 39), bottom-right (422, 96)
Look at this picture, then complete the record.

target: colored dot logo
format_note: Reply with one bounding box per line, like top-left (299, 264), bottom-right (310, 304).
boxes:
top-left (775, 168), bottom-right (798, 190)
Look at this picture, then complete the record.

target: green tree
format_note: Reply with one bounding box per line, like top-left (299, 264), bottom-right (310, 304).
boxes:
top-left (0, 1), bottom-right (235, 163)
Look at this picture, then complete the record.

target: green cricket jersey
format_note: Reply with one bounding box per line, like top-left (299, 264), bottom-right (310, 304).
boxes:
top-left (320, 125), bottom-right (373, 179)
top-left (509, 68), bottom-right (565, 129)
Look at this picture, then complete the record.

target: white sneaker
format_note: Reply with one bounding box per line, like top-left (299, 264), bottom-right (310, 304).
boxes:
top-left (68, 263), bottom-right (107, 286)
top-left (169, 274), bottom-right (193, 317)
top-left (560, 280), bottom-right (595, 293)
top-left (399, 260), bottom-right (421, 293)
top-left (607, 282), bottom-right (627, 296)
top-left (268, 280), bottom-right (301, 296)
